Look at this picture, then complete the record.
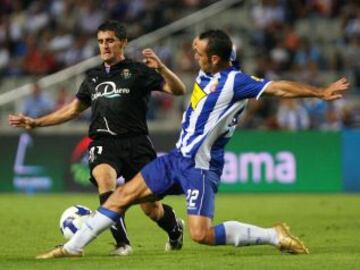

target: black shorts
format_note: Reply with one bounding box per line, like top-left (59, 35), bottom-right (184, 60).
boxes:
top-left (88, 135), bottom-right (156, 186)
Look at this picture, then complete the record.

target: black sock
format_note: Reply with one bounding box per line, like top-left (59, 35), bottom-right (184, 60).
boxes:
top-left (156, 204), bottom-right (181, 240)
top-left (99, 191), bottom-right (130, 246)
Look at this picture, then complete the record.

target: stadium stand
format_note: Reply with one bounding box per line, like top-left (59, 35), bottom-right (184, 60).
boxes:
top-left (0, 0), bottom-right (359, 131)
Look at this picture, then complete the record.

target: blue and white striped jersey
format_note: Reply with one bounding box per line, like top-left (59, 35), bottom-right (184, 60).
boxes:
top-left (176, 66), bottom-right (271, 175)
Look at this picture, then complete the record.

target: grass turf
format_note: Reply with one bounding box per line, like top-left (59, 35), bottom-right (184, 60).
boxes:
top-left (0, 193), bottom-right (359, 270)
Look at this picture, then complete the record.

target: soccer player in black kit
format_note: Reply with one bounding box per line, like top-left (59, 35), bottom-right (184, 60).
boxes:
top-left (8, 20), bottom-right (186, 255)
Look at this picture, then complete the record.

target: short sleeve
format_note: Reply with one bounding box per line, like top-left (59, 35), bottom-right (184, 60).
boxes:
top-left (76, 80), bottom-right (92, 106)
top-left (142, 66), bottom-right (165, 92)
top-left (234, 72), bottom-right (271, 100)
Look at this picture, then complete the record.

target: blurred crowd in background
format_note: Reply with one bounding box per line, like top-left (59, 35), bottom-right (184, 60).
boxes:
top-left (240, 0), bottom-right (360, 131)
top-left (0, 0), bottom-right (359, 131)
top-left (0, 0), bottom-right (216, 76)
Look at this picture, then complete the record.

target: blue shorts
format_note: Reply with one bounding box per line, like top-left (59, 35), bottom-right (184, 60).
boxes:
top-left (141, 150), bottom-right (219, 218)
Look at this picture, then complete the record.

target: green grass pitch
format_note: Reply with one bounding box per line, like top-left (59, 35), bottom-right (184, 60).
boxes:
top-left (0, 193), bottom-right (359, 270)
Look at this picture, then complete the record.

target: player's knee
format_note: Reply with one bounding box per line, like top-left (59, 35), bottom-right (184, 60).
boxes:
top-left (96, 178), bottom-right (115, 192)
top-left (106, 186), bottom-right (132, 210)
top-left (189, 228), bottom-right (210, 244)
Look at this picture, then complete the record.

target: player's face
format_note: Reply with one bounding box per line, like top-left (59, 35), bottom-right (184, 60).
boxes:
top-left (193, 38), bottom-right (213, 73)
top-left (97, 30), bottom-right (127, 65)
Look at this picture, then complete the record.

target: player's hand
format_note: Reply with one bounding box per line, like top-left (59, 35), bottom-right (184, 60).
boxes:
top-left (322, 77), bottom-right (350, 101)
top-left (8, 114), bottom-right (37, 130)
top-left (142, 48), bottom-right (164, 70)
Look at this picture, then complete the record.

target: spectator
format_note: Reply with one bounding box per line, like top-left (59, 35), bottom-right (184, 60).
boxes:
top-left (63, 35), bottom-right (94, 66)
top-left (77, 0), bottom-right (106, 35)
top-left (22, 82), bottom-right (54, 118)
top-left (344, 36), bottom-right (360, 91)
top-left (0, 42), bottom-right (10, 75)
top-left (22, 34), bottom-right (58, 75)
top-left (25, 1), bottom-right (49, 34)
top-left (54, 86), bottom-right (72, 110)
top-left (302, 99), bottom-right (327, 129)
top-left (294, 37), bottom-right (322, 69)
top-left (251, 0), bottom-right (285, 30)
top-left (277, 99), bottom-right (310, 131)
top-left (240, 99), bottom-right (279, 130)
top-left (320, 103), bottom-right (342, 131)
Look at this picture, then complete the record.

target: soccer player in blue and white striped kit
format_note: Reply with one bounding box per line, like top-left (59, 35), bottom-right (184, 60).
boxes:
top-left (37, 30), bottom-right (350, 258)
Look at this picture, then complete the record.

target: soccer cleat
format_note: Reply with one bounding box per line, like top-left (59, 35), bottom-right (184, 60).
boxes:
top-left (165, 218), bottom-right (185, 251)
top-left (110, 244), bottom-right (133, 256)
top-left (273, 223), bottom-right (309, 254)
top-left (35, 245), bottom-right (83, 259)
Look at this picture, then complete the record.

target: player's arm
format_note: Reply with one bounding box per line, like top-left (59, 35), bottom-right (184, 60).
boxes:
top-left (8, 98), bottom-right (89, 130)
top-left (263, 77), bottom-right (350, 101)
top-left (142, 48), bottom-right (186, 96)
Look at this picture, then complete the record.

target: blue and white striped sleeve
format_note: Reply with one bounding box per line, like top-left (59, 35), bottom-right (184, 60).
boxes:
top-left (233, 72), bottom-right (271, 100)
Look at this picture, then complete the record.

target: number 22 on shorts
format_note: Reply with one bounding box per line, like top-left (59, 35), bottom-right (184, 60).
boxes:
top-left (186, 189), bottom-right (199, 209)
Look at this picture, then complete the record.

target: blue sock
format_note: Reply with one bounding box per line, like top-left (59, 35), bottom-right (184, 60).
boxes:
top-left (97, 206), bottom-right (121, 222)
top-left (214, 223), bottom-right (226, 245)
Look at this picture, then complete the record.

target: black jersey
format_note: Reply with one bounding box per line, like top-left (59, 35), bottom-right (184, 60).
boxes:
top-left (76, 59), bottom-right (164, 139)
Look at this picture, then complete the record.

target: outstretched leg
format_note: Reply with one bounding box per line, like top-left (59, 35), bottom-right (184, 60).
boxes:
top-left (36, 173), bottom-right (156, 259)
top-left (187, 215), bottom-right (309, 254)
top-left (181, 167), bottom-right (308, 254)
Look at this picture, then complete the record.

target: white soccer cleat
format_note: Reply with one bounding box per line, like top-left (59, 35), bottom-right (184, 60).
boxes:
top-left (165, 218), bottom-right (185, 251)
top-left (110, 244), bottom-right (133, 256)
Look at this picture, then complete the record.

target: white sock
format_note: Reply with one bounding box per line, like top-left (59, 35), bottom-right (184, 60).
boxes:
top-left (223, 221), bottom-right (278, 246)
top-left (64, 210), bottom-right (115, 253)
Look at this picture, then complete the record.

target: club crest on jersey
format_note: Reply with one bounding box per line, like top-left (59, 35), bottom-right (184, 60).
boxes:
top-left (210, 79), bottom-right (218, 92)
top-left (190, 83), bottom-right (206, 109)
top-left (120, 69), bottom-right (132, 79)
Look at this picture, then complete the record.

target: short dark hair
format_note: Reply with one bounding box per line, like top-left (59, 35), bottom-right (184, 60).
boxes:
top-left (97, 20), bottom-right (127, 40)
top-left (198, 30), bottom-right (233, 61)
